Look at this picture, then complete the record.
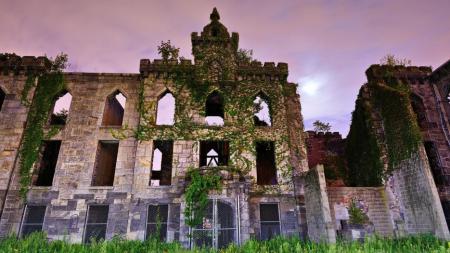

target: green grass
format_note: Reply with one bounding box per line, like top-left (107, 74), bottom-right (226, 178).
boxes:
top-left (1, 233), bottom-right (449, 253)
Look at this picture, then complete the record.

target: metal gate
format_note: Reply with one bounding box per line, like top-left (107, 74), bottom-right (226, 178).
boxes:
top-left (190, 199), bottom-right (237, 249)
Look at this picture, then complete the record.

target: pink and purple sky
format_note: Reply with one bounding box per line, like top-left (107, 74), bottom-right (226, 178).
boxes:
top-left (1, 0), bottom-right (449, 135)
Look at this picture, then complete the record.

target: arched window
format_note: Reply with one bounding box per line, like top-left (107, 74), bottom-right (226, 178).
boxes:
top-left (50, 91), bottom-right (72, 125)
top-left (410, 93), bottom-right (427, 129)
top-left (254, 93), bottom-right (272, 126)
top-left (102, 91), bottom-right (126, 126)
top-left (156, 91), bottom-right (175, 125)
top-left (0, 88), bottom-right (5, 112)
top-left (205, 91), bottom-right (224, 126)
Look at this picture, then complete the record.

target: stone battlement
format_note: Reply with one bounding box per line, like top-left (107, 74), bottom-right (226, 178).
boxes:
top-left (366, 64), bottom-right (432, 84)
top-left (0, 54), bottom-right (51, 75)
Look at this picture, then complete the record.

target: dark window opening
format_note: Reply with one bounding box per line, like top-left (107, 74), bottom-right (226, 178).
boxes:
top-left (102, 91), bottom-right (126, 126)
top-left (150, 140), bottom-right (173, 186)
top-left (260, 203), bottom-right (280, 240)
top-left (0, 88), bottom-right (5, 111)
top-left (21, 206), bottom-right (46, 237)
top-left (410, 93), bottom-right (427, 129)
top-left (92, 141), bottom-right (119, 186)
top-left (156, 91), bottom-right (175, 125)
top-left (441, 201), bottom-right (450, 230)
top-left (84, 205), bottom-right (109, 243)
top-left (50, 91), bottom-right (72, 125)
top-left (200, 141), bottom-right (229, 167)
top-left (424, 141), bottom-right (445, 186)
top-left (205, 91), bottom-right (224, 126)
top-left (256, 141), bottom-right (277, 185)
top-left (146, 204), bottom-right (168, 241)
top-left (254, 94), bottom-right (272, 126)
top-left (33, 141), bottom-right (61, 186)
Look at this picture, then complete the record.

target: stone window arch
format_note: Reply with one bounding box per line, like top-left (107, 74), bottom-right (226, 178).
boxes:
top-left (49, 90), bottom-right (72, 125)
top-left (205, 90), bottom-right (224, 126)
top-left (101, 90), bottom-right (126, 126)
top-left (156, 90), bottom-right (175, 126)
top-left (254, 92), bottom-right (272, 126)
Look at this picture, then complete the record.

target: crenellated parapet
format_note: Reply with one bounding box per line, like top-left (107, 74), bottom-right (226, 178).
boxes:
top-left (0, 54), bottom-right (51, 75)
top-left (139, 58), bottom-right (194, 77)
top-left (366, 64), bottom-right (432, 84)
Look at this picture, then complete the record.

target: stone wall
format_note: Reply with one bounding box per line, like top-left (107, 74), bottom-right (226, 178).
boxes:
top-left (327, 187), bottom-right (393, 236)
top-left (304, 165), bottom-right (335, 242)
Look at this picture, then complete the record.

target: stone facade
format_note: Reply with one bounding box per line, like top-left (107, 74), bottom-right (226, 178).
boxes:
top-left (0, 9), bottom-right (311, 247)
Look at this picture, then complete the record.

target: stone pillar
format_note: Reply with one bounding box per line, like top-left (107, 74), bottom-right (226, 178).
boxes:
top-left (387, 147), bottom-right (450, 239)
top-left (304, 165), bottom-right (336, 243)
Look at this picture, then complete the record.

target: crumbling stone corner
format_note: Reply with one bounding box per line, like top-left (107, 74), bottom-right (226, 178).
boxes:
top-left (304, 165), bottom-right (336, 243)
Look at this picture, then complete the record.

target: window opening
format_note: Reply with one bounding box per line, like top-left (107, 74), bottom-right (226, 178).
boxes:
top-left (150, 140), bottom-right (173, 186)
top-left (33, 140), bottom-right (61, 186)
top-left (91, 141), bottom-right (119, 186)
top-left (205, 91), bottom-right (224, 126)
top-left (256, 141), bottom-right (277, 185)
top-left (21, 206), bottom-right (46, 237)
top-left (146, 204), bottom-right (169, 241)
top-left (156, 91), bottom-right (175, 125)
top-left (0, 88), bottom-right (5, 111)
top-left (50, 91), bottom-right (72, 125)
top-left (410, 93), bottom-right (427, 129)
top-left (254, 95), bottom-right (271, 126)
top-left (424, 141), bottom-right (445, 186)
top-left (101, 91), bottom-right (126, 126)
top-left (84, 205), bottom-right (109, 243)
top-left (259, 203), bottom-right (280, 240)
top-left (200, 141), bottom-right (229, 167)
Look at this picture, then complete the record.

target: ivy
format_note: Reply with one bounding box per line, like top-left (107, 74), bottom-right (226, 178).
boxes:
top-left (183, 168), bottom-right (221, 227)
top-left (17, 54), bottom-right (67, 197)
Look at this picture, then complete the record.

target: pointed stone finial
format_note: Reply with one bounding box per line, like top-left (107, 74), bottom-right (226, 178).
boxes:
top-left (210, 7), bottom-right (220, 21)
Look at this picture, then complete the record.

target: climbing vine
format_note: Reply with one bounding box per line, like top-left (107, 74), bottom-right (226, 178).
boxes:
top-left (183, 167), bottom-right (222, 227)
top-left (17, 53), bottom-right (68, 197)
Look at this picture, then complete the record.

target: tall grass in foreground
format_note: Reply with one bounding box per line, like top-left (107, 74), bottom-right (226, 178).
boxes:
top-left (1, 232), bottom-right (450, 253)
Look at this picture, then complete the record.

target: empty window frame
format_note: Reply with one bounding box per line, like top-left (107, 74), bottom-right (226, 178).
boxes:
top-left (0, 88), bottom-right (5, 111)
top-left (254, 94), bottom-right (272, 126)
top-left (33, 140), bottom-right (61, 186)
top-left (205, 91), bottom-right (224, 126)
top-left (101, 91), bottom-right (126, 126)
top-left (259, 203), bottom-right (281, 240)
top-left (156, 91), bottom-right (175, 125)
top-left (256, 141), bottom-right (277, 185)
top-left (91, 141), bottom-right (119, 186)
top-left (200, 141), bottom-right (229, 167)
top-left (49, 91), bottom-right (72, 125)
top-left (21, 205), bottom-right (46, 237)
top-left (83, 205), bottom-right (109, 243)
top-left (424, 141), bottom-right (445, 186)
top-left (410, 93), bottom-right (427, 129)
top-left (150, 140), bottom-right (173, 186)
top-left (146, 204), bottom-right (169, 241)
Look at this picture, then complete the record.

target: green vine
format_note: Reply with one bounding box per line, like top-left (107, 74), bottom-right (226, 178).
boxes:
top-left (17, 53), bottom-right (67, 197)
top-left (183, 167), bottom-right (221, 227)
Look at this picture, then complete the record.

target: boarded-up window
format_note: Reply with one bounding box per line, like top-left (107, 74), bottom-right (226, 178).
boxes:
top-left (92, 141), bottom-right (119, 186)
top-left (256, 141), bottom-right (277, 185)
top-left (21, 206), bottom-right (46, 237)
top-left (102, 91), bottom-right (126, 126)
top-left (50, 91), bottom-right (72, 125)
top-left (260, 203), bottom-right (280, 240)
top-left (150, 140), bottom-right (173, 186)
top-left (84, 205), bottom-right (109, 243)
top-left (34, 141), bottom-right (61, 186)
top-left (146, 204), bottom-right (168, 241)
top-left (0, 88), bottom-right (5, 111)
top-left (200, 141), bottom-right (229, 167)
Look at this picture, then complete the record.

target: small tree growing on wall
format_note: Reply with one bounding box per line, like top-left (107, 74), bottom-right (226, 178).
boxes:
top-left (313, 120), bottom-right (331, 133)
top-left (157, 40), bottom-right (180, 61)
top-left (380, 54), bottom-right (412, 66)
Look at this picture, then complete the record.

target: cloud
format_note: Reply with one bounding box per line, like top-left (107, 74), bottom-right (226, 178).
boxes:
top-left (1, 0), bottom-right (449, 136)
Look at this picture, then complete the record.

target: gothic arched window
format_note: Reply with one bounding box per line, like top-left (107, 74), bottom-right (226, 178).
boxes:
top-left (102, 90), bottom-right (126, 126)
top-left (156, 91), bottom-right (175, 126)
top-left (50, 91), bottom-right (72, 125)
top-left (254, 93), bottom-right (272, 126)
top-left (410, 93), bottom-right (427, 129)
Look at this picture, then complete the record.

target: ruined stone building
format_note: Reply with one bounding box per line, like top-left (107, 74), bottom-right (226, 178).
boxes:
top-left (0, 8), bottom-right (450, 248)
